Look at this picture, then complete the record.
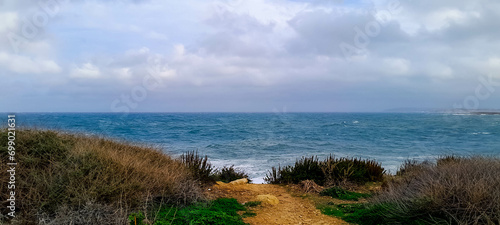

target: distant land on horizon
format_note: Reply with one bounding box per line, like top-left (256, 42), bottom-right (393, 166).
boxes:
top-left (384, 107), bottom-right (500, 114)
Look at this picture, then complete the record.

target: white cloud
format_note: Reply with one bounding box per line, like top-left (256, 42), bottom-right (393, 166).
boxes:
top-left (383, 58), bottom-right (411, 76)
top-left (70, 63), bottom-right (101, 79)
top-left (0, 12), bottom-right (18, 34)
top-left (0, 52), bottom-right (61, 74)
top-left (424, 9), bottom-right (480, 31)
top-left (145, 31), bottom-right (169, 41)
top-left (112, 67), bottom-right (132, 79)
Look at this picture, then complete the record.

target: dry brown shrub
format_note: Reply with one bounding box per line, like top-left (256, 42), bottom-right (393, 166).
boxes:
top-left (299, 180), bottom-right (323, 193)
top-left (376, 156), bottom-right (500, 224)
top-left (0, 129), bottom-right (204, 224)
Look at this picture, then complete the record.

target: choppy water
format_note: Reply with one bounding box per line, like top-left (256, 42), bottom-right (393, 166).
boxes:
top-left (3, 113), bottom-right (500, 183)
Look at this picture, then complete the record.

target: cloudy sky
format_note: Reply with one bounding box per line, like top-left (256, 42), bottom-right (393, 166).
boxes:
top-left (1, 0), bottom-right (500, 112)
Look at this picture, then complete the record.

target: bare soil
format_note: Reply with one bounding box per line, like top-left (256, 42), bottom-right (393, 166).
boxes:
top-left (207, 182), bottom-right (348, 225)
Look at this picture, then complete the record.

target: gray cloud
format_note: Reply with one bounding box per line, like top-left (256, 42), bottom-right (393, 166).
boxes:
top-left (1, 0), bottom-right (500, 112)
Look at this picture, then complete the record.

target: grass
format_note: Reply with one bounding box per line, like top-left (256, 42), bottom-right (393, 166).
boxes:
top-left (243, 201), bottom-right (261, 207)
top-left (318, 155), bottom-right (500, 225)
top-left (264, 155), bottom-right (385, 185)
top-left (0, 129), bottom-right (203, 224)
top-left (320, 187), bottom-right (371, 201)
top-left (372, 156), bottom-right (500, 224)
top-left (318, 203), bottom-right (406, 225)
top-left (131, 198), bottom-right (254, 225)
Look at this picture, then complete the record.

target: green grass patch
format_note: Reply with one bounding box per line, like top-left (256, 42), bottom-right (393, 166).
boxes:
top-left (319, 187), bottom-right (371, 201)
top-left (244, 201), bottom-right (261, 207)
top-left (131, 198), bottom-right (257, 225)
top-left (241, 211), bottom-right (257, 218)
top-left (318, 203), bottom-right (400, 225)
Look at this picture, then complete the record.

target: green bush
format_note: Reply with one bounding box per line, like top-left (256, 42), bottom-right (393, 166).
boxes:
top-left (264, 155), bottom-right (385, 185)
top-left (322, 155), bottom-right (385, 185)
top-left (213, 165), bottom-right (251, 183)
top-left (320, 187), bottom-right (371, 201)
top-left (264, 156), bottom-right (324, 185)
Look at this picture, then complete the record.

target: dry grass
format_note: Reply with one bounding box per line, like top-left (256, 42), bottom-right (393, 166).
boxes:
top-left (374, 156), bottom-right (500, 224)
top-left (299, 180), bottom-right (324, 194)
top-left (0, 129), bottom-right (203, 224)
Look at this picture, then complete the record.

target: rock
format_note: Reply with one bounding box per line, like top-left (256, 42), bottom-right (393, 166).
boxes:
top-left (216, 181), bottom-right (226, 185)
top-left (255, 194), bottom-right (279, 206)
top-left (229, 178), bottom-right (248, 185)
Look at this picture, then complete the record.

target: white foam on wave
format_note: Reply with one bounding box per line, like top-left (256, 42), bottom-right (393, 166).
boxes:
top-left (471, 132), bottom-right (491, 135)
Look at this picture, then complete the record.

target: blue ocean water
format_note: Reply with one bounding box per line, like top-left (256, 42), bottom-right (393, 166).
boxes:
top-left (3, 112), bottom-right (500, 183)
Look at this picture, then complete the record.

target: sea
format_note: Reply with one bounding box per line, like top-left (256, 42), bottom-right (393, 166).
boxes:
top-left (3, 112), bottom-right (500, 183)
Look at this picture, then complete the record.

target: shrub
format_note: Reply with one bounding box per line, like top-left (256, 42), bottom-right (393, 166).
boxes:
top-left (265, 156), bottom-right (324, 185)
top-left (0, 129), bottom-right (203, 224)
top-left (213, 165), bottom-right (251, 183)
top-left (180, 151), bottom-right (215, 185)
top-left (396, 159), bottom-right (423, 176)
top-left (361, 156), bottom-right (500, 224)
top-left (436, 154), bottom-right (463, 166)
top-left (265, 155), bottom-right (385, 185)
top-left (322, 155), bottom-right (385, 185)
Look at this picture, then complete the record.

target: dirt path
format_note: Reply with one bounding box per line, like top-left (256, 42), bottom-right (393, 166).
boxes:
top-left (208, 182), bottom-right (347, 225)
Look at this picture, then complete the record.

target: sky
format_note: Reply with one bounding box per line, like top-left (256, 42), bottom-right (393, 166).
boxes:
top-left (1, 0), bottom-right (500, 112)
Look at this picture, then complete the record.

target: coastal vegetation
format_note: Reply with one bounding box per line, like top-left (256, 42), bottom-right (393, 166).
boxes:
top-left (319, 187), bottom-right (371, 201)
top-left (2, 129), bottom-right (499, 224)
top-left (307, 156), bottom-right (500, 225)
top-left (180, 151), bottom-right (250, 185)
top-left (264, 155), bottom-right (385, 185)
top-left (131, 198), bottom-right (256, 225)
top-left (358, 155), bottom-right (500, 224)
top-left (0, 130), bottom-right (248, 224)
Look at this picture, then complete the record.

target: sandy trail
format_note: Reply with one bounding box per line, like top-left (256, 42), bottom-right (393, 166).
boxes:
top-left (208, 182), bottom-right (347, 225)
